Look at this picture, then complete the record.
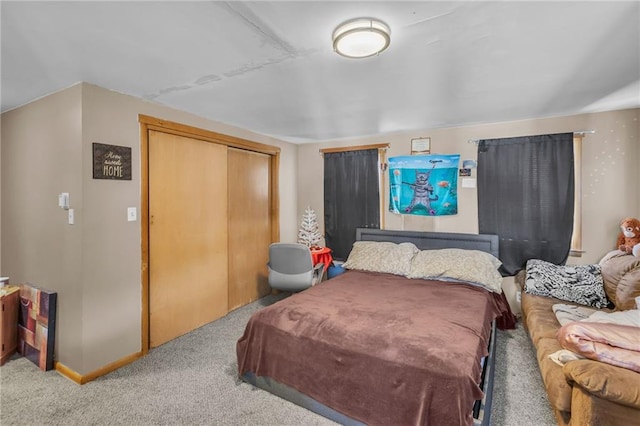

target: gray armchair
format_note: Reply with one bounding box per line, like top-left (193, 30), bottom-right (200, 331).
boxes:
top-left (267, 243), bottom-right (325, 292)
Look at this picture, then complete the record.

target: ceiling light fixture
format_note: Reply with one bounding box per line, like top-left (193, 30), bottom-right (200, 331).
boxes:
top-left (332, 18), bottom-right (391, 59)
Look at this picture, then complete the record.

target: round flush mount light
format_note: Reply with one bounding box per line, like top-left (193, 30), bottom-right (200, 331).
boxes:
top-left (332, 18), bottom-right (391, 59)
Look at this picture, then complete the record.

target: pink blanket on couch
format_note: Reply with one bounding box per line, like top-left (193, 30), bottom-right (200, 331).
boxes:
top-left (557, 321), bottom-right (640, 373)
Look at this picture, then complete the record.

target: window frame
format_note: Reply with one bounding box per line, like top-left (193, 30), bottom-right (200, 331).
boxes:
top-left (570, 135), bottom-right (583, 256)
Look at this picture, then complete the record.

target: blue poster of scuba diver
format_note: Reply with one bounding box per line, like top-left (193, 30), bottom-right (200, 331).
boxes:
top-left (389, 155), bottom-right (460, 216)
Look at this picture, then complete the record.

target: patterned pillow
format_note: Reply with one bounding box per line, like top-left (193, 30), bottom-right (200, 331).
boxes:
top-left (525, 259), bottom-right (609, 308)
top-left (343, 241), bottom-right (419, 276)
top-left (406, 248), bottom-right (503, 293)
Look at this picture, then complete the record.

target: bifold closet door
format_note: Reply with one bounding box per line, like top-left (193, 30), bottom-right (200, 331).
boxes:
top-left (227, 148), bottom-right (271, 311)
top-left (148, 130), bottom-right (228, 348)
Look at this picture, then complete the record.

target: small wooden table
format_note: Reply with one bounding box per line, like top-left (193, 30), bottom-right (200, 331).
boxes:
top-left (0, 286), bottom-right (20, 366)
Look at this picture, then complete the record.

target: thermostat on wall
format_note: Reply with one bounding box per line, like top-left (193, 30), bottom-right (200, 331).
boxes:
top-left (58, 192), bottom-right (69, 210)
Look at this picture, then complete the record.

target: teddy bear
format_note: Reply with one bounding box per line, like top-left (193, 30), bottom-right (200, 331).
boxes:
top-left (616, 217), bottom-right (640, 257)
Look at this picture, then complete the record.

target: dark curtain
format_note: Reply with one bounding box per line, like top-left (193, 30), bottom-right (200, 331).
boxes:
top-left (478, 133), bottom-right (574, 276)
top-left (324, 149), bottom-right (380, 261)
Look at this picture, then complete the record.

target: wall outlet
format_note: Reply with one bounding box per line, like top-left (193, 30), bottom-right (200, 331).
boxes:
top-left (516, 290), bottom-right (522, 304)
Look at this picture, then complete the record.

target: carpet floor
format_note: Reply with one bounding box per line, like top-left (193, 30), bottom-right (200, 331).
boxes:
top-left (0, 294), bottom-right (555, 425)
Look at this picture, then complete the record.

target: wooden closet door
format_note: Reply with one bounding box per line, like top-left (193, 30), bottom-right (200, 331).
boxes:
top-left (148, 130), bottom-right (228, 347)
top-left (227, 148), bottom-right (271, 311)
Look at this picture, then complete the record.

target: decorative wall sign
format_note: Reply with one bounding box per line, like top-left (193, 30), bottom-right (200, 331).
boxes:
top-left (410, 137), bottom-right (431, 155)
top-left (93, 143), bottom-right (132, 180)
top-left (18, 283), bottom-right (57, 371)
top-left (389, 154), bottom-right (460, 216)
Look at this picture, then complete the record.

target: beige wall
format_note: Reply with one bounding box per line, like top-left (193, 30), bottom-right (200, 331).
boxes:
top-left (297, 108), bottom-right (640, 312)
top-left (1, 85), bottom-right (85, 369)
top-left (1, 82), bottom-right (298, 374)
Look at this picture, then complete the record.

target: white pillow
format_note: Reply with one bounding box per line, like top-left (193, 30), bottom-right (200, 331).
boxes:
top-left (552, 303), bottom-right (598, 326)
top-left (407, 248), bottom-right (503, 293)
top-left (343, 241), bottom-right (419, 276)
top-left (582, 310), bottom-right (640, 327)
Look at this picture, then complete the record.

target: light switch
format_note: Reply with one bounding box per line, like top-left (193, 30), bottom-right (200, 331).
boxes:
top-left (127, 207), bottom-right (137, 222)
top-left (68, 209), bottom-right (75, 225)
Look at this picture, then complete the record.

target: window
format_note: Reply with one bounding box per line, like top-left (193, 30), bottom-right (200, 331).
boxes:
top-left (321, 144), bottom-right (388, 261)
top-left (477, 133), bottom-right (575, 275)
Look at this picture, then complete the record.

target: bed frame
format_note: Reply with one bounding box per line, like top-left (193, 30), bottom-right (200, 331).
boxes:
top-left (242, 228), bottom-right (500, 426)
top-left (355, 227), bottom-right (499, 258)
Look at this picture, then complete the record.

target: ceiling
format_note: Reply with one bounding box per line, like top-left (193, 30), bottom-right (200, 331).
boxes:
top-left (2, 1), bottom-right (639, 144)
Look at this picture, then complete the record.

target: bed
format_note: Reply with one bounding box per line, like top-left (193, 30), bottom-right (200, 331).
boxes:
top-left (237, 228), bottom-right (514, 426)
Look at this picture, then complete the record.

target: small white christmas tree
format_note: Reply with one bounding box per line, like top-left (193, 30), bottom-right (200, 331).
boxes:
top-left (297, 206), bottom-right (323, 248)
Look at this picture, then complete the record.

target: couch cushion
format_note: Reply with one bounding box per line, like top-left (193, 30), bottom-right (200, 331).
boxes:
top-left (535, 337), bottom-right (574, 412)
top-left (521, 293), bottom-right (565, 344)
top-left (569, 385), bottom-right (640, 426)
top-left (520, 293), bottom-right (572, 412)
top-left (564, 359), bottom-right (640, 410)
top-left (599, 251), bottom-right (640, 310)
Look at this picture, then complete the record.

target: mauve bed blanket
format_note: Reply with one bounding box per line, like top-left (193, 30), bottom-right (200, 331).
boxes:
top-left (237, 270), bottom-right (512, 426)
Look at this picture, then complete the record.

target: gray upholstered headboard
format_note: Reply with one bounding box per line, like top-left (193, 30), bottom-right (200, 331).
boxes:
top-left (355, 228), bottom-right (499, 258)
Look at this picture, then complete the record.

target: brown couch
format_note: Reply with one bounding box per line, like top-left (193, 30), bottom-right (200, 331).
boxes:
top-left (518, 251), bottom-right (640, 426)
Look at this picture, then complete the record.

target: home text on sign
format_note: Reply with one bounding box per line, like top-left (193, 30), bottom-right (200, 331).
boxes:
top-left (93, 143), bottom-right (132, 180)
top-left (103, 151), bottom-right (124, 177)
